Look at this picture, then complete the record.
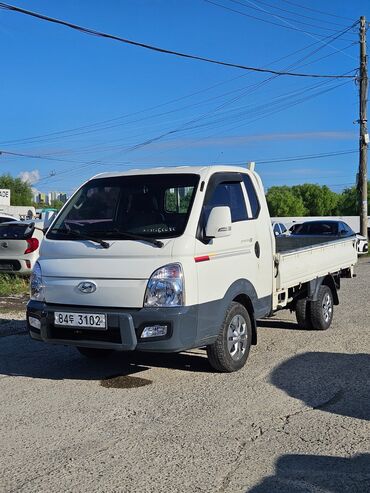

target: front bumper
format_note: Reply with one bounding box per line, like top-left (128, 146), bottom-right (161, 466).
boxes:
top-left (27, 300), bottom-right (198, 352)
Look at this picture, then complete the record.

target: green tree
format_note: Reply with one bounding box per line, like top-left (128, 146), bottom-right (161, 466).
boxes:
top-left (291, 184), bottom-right (339, 216)
top-left (0, 174), bottom-right (33, 206)
top-left (266, 186), bottom-right (307, 217)
top-left (50, 199), bottom-right (64, 210)
top-left (337, 182), bottom-right (370, 215)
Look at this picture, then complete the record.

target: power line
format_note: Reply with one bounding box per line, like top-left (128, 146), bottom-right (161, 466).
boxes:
top-left (247, 0), bottom-right (349, 28)
top-left (0, 31), bottom-right (355, 150)
top-left (0, 149), bottom-right (92, 164)
top-left (225, 0), bottom-right (353, 33)
top-left (257, 149), bottom-right (358, 164)
top-left (219, 0), bottom-right (357, 61)
top-left (0, 2), bottom-right (356, 79)
top-left (0, 14), bottom-right (357, 149)
top-left (204, 0), bottom-right (356, 43)
top-left (280, 0), bottom-right (355, 22)
top-left (28, 148), bottom-right (358, 188)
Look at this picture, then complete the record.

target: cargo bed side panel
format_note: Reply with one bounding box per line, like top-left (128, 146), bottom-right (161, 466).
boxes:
top-left (276, 238), bottom-right (357, 290)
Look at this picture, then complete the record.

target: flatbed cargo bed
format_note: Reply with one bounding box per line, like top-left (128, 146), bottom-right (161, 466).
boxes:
top-left (274, 236), bottom-right (357, 292)
top-left (275, 235), bottom-right (352, 253)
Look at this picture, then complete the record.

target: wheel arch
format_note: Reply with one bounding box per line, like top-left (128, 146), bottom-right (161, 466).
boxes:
top-left (233, 293), bottom-right (257, 345)
top-left (322, 274), bottom-right (339, 306)
top-left (308, 275), bottom-right (339, 306)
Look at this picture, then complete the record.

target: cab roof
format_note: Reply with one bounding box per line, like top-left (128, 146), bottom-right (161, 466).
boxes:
top-left (91, 164), bottom-right (253, 180)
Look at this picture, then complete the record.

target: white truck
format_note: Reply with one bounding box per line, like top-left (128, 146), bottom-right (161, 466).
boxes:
top-left (27, 166), bottom-right (358, 372)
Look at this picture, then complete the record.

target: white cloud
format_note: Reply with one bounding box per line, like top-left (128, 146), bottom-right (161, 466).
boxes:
top-left (19, 169), bottom-right (40, 184)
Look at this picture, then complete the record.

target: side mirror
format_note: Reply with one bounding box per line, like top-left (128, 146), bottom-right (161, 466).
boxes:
top-left (205, 206), bottom-right (232, 238)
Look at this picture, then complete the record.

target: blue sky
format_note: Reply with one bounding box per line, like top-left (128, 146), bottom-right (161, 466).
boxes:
top-left (0, 0), bottom-right (368, 195)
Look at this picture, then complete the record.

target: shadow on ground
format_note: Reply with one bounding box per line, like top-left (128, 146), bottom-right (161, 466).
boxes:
top-left (270, 352), bottom-right (370, 421)
top-left (248, 453), bottom-right (370, 492)
top-left (0, 335), bottom-right (212, 381)
top-left (257, 319), bottom-right (301, 331)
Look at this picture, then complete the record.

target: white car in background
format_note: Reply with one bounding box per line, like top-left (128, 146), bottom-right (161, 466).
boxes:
top-left (0, 213), bottom-right (18, 224)
top-left (271, 221), bottom-right (289, 236)
top-left (356, 232), bottom-right (368, 255)
top-left (0, 221), bottom-right (44, 275)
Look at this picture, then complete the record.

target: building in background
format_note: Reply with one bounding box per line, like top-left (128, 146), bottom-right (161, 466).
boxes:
top-left (33, 191), bottom-right (68, 205)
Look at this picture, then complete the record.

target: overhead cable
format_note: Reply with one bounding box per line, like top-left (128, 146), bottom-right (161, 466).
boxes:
top-left (280, 0), bottom-right (354, 22)
top-left (0, 2), bottom-right (356, 79)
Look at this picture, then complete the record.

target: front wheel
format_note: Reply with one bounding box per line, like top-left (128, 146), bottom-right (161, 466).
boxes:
top-left (206, 302), bottom-right (252, 372)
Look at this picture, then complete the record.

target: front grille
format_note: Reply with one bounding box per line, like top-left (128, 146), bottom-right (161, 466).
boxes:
top-left (49, 326), bottom-right (122, 344)
top-left (0, 259), bottom-right (21, 271)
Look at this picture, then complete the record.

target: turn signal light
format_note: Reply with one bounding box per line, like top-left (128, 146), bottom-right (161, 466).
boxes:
top-left (24, 238), bottom-right (39, 254)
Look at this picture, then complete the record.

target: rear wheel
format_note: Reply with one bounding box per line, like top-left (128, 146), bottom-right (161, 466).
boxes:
top-left (295, 285), bottom-right (334, 331)
top-left (295, 298), bottom-right (312, 329)
top-left (309, 285), bottom-right (334, 331)
top-left (76, 347), bottom-right (114, 359)
top-left (206, 302), bottom-right (252, 373)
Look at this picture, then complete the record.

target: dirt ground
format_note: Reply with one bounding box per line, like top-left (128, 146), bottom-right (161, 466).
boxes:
top-left (0, 259), bottom-right (369, 492)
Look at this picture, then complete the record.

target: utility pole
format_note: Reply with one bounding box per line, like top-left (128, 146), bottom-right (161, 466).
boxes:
top-left (359, 16), bottom-right (368, 238)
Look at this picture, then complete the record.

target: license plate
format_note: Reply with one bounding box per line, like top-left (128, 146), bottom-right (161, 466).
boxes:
top-left (0, 264), bottom-right (13, 270)
top-left (54, 312), bottom-right (107, 329)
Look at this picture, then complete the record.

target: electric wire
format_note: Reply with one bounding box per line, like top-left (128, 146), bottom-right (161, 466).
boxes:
top-left (204, 0), bottom-right (356, 44)
top-left (0, 2), bottom-right (356, 78)
top-left (0, 20), bottom-right (357, 148)
top-left (225, 0), bottom-right (354, 33)
top-left (247, 0), bottom-right (349, 28)
top-left (215, 0), bottom-right (358, 61)
top-left (280, 0), bottom-right (355, 22)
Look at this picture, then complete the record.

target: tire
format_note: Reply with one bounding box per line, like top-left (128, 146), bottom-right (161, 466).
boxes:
top-left (295, 297), bottom-right (312, 329)
top-left (76, 347), bottom-right (114, 359)
top-left (308, 285), bottom-right (334, 331)
top-left (206, 302), bottom-right (252, 373)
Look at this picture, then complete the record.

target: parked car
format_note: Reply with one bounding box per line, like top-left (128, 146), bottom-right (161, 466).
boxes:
top-left (271, 221), bottom-right (288, 236)
top-left (356, 232), bottom-right (368, 254)
top-left (291, 220), bottom-right (368, 255)
top-left (0, 213), bottom-right (18, 224)
top-left (0, 221), bottom-right (44, 274)
top-left (289, 222), bottom-right (302, 234)
top-left (28, 166), bottom-right (357, 372)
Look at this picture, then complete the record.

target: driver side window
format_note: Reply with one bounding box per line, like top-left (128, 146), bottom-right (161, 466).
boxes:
top-left (206, 182), bottom-right (247, 223)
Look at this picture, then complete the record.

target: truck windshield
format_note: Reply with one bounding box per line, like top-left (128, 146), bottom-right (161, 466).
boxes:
top-left (47, 174), bottom-right (200, 241)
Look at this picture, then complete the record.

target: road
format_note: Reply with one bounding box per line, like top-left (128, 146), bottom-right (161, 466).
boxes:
top-left (0, 259), bottom-right (369, 492)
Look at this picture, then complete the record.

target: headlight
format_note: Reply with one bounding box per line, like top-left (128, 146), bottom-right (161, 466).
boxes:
top-left (144, 263), bottom-right (184, 307)
top-left (30, 261), bottom-right (45, 301)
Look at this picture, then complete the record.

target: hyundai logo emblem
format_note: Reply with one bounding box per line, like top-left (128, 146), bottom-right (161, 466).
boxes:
top-left (77, 281), bottom-right (97, 294)
top-left (1, 241), bottom-right (8, 248)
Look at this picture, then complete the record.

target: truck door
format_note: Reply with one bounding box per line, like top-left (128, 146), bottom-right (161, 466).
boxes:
top-left (241, 173), bottom-right (274, 302)
top-left (195, 173), bottom-right (260, 310)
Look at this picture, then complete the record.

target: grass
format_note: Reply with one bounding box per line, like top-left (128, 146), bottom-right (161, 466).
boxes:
top-left (0, 274), bottom-right (29, 297)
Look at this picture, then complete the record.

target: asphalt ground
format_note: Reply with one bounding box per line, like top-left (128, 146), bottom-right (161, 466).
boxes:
top-left (0, 258), bottom-right (369, 492)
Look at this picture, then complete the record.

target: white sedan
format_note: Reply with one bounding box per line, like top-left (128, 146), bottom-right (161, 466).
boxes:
top-left (0, 213), bottom-right (18, 224)
top-left (356, 233), bottom-right (368, 255)
top-left (0, 221), bottom-right (44, 275)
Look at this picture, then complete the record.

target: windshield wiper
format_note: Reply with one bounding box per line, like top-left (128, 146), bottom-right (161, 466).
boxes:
top-left (107, 229), bottom-right (164, 248)
top-left (51, 227), bottom-right (110, 249)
